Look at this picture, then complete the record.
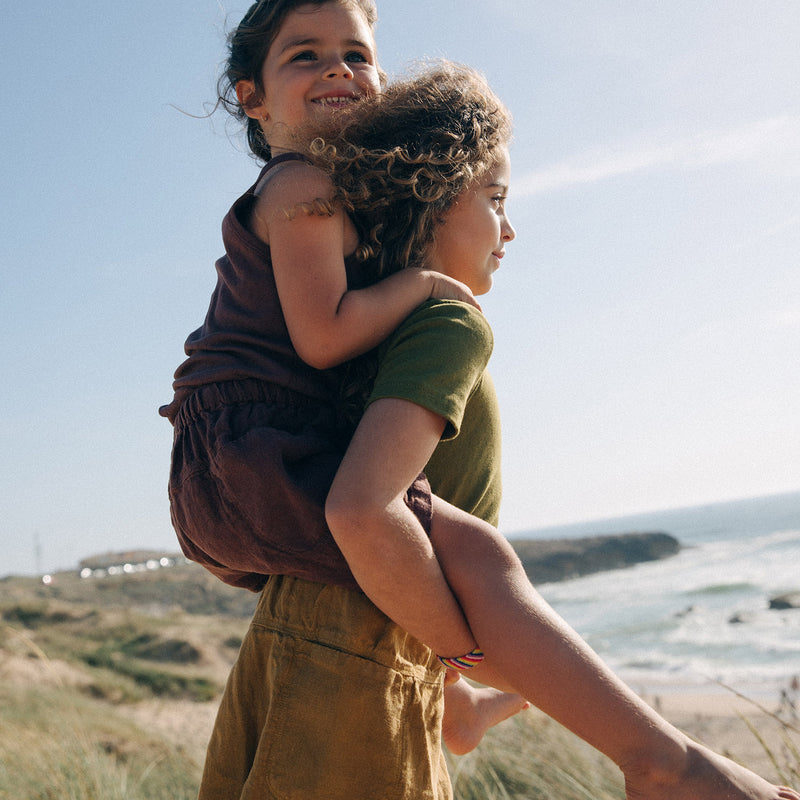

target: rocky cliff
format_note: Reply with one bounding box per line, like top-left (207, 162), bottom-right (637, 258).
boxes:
top-left (510, 531), bottom-right (681, 584)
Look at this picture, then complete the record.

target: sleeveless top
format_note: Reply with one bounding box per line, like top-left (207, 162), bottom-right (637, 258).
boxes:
top-left (159, 153), bottom-right (370, 424)
top-left (160, 154), bottom-right (433, 592)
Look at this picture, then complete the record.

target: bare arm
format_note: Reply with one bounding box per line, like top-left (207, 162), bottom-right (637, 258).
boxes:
top-left (329, 409), bottom-right (799, 800)
top-left (325, 397), bottom-right (477, 657)
top-left (255, 163), bottom-right (478, 369)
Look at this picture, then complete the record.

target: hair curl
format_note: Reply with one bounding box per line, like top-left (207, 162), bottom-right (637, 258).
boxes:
top-left (217, 0), bottom-right (382, 162)
top-left (301, 61), bottom-right (512, 436)
top-left (304, 61), bottom-right (513, 279)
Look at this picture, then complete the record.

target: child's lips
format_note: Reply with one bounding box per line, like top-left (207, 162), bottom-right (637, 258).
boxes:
top-left (311, 94), bottom-right (358, 108)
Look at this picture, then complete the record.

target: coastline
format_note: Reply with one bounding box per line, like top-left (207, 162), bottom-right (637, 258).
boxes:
top-left (510, 531), bottom-right (681, 584)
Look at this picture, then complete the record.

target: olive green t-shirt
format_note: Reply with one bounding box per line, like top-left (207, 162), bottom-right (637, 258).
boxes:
top-left (367, 299), bottom-right (502, 527)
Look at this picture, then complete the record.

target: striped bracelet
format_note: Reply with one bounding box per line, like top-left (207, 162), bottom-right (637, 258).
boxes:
top-left (438, 647), bottom-right (485, 671)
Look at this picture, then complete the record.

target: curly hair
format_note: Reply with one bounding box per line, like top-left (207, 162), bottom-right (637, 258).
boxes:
top-left (217, 0), bottom-right (383, 162)
top-left (300, 61), bottom-right (513, 437)
top-left (304, 61), bottom-right (513, 280)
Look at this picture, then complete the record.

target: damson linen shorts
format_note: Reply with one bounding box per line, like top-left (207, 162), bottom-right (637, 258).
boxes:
top-left (168, 379), bottom-right (432, 593)
top-left (199, 575), bottom-right (452, 800)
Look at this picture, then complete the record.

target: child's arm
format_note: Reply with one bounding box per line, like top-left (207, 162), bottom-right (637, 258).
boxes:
top-left (327, 399), bottom-right (798, 800)
top-left (325, 396), bottom-right (478, 658)
top-left (254, 162), bottom-right (478, 369)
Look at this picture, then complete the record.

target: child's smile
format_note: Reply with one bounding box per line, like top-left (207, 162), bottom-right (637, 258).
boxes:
top-left (312, 93), bottom-right (360, 109)
top-left (237, 3), bottom-right (381, 154)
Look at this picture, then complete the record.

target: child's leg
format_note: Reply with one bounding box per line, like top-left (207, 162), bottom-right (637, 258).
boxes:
top-left (327, 397), bottom-right (798, 797)
top-left (441, 673), bottom-right (529, 755)
top-left (429, 496), bottom-right (800, 800)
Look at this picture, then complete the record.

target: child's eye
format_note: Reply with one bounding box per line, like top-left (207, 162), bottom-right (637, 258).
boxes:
top-left (345, 51), bottom-right (368, 63)
top-left (291, 50), bottom-right (317, 62)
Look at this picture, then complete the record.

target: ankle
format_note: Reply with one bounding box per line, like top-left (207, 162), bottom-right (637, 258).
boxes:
top-left (620, 734), bottom-right (691, 790)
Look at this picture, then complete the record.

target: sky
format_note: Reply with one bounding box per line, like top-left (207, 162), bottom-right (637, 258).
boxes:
top-left (1, 1), bottom-right (798, 578)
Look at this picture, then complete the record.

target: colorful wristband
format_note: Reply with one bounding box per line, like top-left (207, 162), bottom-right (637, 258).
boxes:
top-left (438, 647), bottom-right (485, 671)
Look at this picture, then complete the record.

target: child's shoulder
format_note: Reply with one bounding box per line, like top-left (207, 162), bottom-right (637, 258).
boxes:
top-left (255, 157), bottom-right (334, 206)
top-left (249, 158), bottom-right (339, 239)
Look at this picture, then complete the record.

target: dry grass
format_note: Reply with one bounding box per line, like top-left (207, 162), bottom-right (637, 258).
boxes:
top-left (447, 710), bottom-right (625, 799)
top-left (1, 568), bottom-right (797, 799)
top-left (0, 571), bottom-right (248, 798)
top-left (0, 682), bottom-right (199, 799)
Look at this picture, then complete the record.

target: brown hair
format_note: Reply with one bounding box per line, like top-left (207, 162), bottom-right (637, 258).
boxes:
top-left (217, 0), bottom-right (382, 162)
top-left (304, 62), bottom-right (512, 433)
top-left (305, 61), bottom-right (512, 277)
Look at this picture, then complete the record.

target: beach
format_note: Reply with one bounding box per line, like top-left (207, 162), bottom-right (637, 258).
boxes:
top-left (528, 492), bottom-right (800, 703)
top-left (640, 688), bottom-right (798, 781)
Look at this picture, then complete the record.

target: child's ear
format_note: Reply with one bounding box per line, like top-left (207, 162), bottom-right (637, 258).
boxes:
top-left (236, 80), bottom-right (266, 120)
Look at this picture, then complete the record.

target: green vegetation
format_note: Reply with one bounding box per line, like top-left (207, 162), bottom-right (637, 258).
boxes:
top-left (0, 576), bottom-right (238, 799)
top-left (0, 683), bottom-right (199, 800)
top-left (1, 566), bottom-right (797, 799)
top-left (448, 712), bottom-right (625, 799)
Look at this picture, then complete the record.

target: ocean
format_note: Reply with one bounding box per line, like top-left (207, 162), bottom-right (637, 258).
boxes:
top-left (510, 491), bottom-right (800, 699)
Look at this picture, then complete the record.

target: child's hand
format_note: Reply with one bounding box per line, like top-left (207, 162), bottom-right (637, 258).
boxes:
top-left (424, 271), bottom-right (482, 311)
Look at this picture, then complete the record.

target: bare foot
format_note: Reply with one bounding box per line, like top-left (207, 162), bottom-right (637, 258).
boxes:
top-left (625, 739), bottom-right (800, 800)
top-left (442, 676), bottom-right (530, 755)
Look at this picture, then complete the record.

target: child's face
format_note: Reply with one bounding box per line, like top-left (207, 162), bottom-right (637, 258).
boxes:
top-left (427, 148), bottom-right (516, 296)
top-left (238, 2), bottom-right (381, 154)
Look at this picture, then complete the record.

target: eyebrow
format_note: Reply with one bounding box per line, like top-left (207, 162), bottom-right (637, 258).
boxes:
top-left (278, 36), bottom-right (372, 54)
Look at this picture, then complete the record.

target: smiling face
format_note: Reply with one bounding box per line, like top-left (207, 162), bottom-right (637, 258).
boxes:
top-left (426, 148), bottom-right (516, 296)
top-left (237, 2), bottom-right (381, 154)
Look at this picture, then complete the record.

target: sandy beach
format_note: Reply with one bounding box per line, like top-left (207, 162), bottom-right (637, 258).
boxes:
top-left (635, 686), bottom-right (798, 782)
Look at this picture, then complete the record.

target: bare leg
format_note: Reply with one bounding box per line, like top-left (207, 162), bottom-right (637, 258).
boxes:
top-left (441, 673), bottom-right (529, 755)
top-left (429, 496), bottom-right (800, 800)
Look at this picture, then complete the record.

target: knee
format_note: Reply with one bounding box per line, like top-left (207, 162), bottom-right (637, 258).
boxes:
top-left (430, 498), bottom-right (522, 575)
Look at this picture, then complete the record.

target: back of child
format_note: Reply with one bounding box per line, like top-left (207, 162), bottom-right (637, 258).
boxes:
top-left (165, 8), bottom-right (800, 800)
top-left (160, 0), bottom-right (456, 593)
top-left (157, 3), bottom-right (525, 796)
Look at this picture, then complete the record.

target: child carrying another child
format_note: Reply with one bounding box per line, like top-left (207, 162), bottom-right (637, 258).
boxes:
top-left (161, 2), bottom-right (799, 798)
top-left (161, 3), bottom-right (522, 795)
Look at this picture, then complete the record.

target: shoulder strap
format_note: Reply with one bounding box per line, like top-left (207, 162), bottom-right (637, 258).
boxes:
top-left (253, 152), bottom-right (313, 195)
top-left (265, 152), bottom-right (312, 170)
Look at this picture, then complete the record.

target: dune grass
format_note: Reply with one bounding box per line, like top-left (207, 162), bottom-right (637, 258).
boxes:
top-left (3, 656), bottom-right (798, 799)
top-left (2, 573), bottom-right (797, 799)
top-left (725, 677), bottom-right (800, 789)
top-left (447, 710), bottom-right (625, 800)
top-left (0, 682), bottom-right (200, 800)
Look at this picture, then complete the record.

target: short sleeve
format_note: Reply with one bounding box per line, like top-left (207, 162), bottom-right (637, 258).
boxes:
top-left (367, 299), bottom-right (493, 440)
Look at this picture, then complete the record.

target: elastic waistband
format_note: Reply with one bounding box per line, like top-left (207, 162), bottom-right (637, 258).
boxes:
top-left (174, 379), bottom-right (324, 430)
top-left (253, 575), bottom-right (442, 682)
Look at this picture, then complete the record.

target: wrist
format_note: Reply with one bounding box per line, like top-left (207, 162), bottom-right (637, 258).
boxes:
top-left (413, 268), bottom-right (436, 299)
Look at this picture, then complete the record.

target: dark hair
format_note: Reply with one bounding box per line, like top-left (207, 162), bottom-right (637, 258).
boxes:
top-left (306, 61), bottom-right (513, 278)
top-left (218, 0), bottom-right (381, 162)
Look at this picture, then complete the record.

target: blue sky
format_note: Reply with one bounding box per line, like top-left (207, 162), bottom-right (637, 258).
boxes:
top-left (2, 1), bottom-right (798, 577)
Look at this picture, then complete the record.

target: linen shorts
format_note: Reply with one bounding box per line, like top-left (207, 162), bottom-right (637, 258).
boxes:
top-left (168, 379), bottom-right (432, 592)
top-left (199, 575), bottom-right (452, 800)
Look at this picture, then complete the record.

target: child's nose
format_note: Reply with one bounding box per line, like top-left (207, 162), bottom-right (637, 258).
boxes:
top-left (502, 218), bottom-right (516, 242)
top-left (323, 57), bottom-right (354, 80)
